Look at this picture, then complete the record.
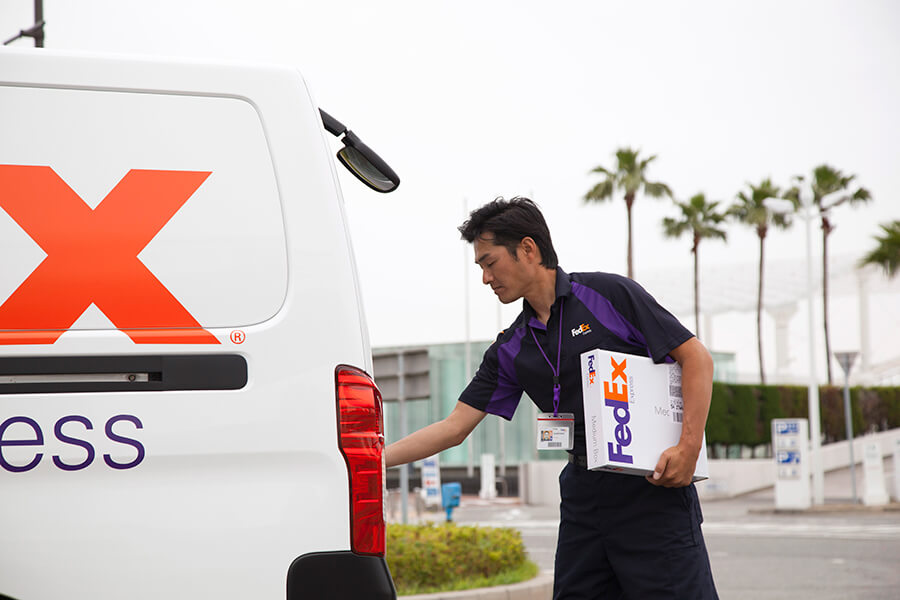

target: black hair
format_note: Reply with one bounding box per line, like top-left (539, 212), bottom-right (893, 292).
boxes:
top-left (458, 196), bottom-right (558, 269)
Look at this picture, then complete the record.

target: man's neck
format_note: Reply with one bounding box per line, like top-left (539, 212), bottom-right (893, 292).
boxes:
top-left (525, 268), bottom-right (558, 325)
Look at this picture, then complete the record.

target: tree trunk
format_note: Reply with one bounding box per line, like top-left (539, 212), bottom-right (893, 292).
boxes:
top-left (693, 236), bottom-right (700, 339)
top-left (625, 192), bottom-right (635, 279)
top-left (822, 218), bottom-right (833, 384)
top-left (757, 231), bottom-right (766, 384)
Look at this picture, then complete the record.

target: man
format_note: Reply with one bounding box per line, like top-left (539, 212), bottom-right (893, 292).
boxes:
top-left (385, 197), bottom-right (718, 599)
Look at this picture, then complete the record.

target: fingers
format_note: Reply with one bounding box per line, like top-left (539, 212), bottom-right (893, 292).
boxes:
top-left (646, 452), bottom-right (669, 486)
top-left (646, 447), bottom-right (694, 487)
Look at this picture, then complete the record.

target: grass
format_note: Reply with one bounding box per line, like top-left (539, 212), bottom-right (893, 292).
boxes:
top-left (396, 559), bottom-right (540, 596)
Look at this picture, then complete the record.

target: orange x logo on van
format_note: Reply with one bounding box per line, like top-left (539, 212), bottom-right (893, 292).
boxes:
top-left (0, 165), bottom-right (218, 345)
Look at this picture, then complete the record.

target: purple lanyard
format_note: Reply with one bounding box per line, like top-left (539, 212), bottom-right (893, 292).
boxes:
top-left (530, 298), bottom-right (564, 416)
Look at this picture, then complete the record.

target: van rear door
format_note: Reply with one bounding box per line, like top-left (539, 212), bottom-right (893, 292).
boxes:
top-left (0, 49), bottom-right (392, 600)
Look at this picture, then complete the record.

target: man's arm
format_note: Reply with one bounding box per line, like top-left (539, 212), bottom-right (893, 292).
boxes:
top-left (384, 401), bottom-right (486, 468)
top-left (647, 336), bottom-right (713, 487)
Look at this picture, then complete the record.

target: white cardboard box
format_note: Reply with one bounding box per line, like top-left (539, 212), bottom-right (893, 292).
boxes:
top-left (580, 348), bottom-right (709, 481)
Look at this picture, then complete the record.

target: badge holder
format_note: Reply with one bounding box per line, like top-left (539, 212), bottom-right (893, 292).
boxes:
top-left (530, 304), bottom-right (573, 451)
top-left (536, 412), bottom-right (574, 450)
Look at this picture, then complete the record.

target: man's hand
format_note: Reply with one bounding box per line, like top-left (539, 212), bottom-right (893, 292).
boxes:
top-left (646, 443), bottom-right (698, 487)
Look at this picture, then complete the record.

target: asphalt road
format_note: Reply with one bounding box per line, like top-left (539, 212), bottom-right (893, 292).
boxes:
top-left (396, 463), bottom-right (900, 600)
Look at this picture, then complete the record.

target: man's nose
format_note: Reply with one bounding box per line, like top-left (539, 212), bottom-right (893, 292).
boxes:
top-left (482, 269), bottom-right (492, 285)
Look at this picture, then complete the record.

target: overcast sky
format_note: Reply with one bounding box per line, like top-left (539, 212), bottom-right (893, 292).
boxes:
top-left (3, 0), bottom-right (898, 350)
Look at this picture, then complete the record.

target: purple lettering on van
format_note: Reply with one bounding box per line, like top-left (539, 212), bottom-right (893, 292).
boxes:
top-left (53, 415), bottom-right (95, 471)
top-left (0, 416), bottom-right (44, 472)
top-left (103, 414), bottom-right (145, 470)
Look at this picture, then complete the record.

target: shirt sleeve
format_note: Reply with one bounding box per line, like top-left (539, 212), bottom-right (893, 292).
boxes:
top-left (458, 329), bottom-right (526, 420)
top-left (612, 275), bottom-right (693, 363)
top-left (573, 272), bottom-right (692, 363)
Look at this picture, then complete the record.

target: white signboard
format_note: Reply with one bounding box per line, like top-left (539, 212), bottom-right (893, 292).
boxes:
top-left (420, 455), bottom-right (442, 508)
top-left (772, 418), bottom-right (810, 509)
top-left (862, 440), bottom-right (889, 506)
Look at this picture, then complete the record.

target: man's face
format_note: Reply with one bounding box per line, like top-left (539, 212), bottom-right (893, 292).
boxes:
top-left (474, 234), bottom-right (535, 304)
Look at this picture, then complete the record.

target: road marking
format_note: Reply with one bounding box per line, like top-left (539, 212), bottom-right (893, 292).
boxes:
top-left (701, 521), bottom-right (900, 540)
top-left (467, 520), bottom-right (561, 530)
top-left (459, 518), bottom-right (900, 542)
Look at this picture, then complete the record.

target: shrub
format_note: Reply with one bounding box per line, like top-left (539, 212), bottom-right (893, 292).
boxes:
top-left (386, 522), bottom-right (537, 595)
top-left (706, 384), bottom-right (900, 447)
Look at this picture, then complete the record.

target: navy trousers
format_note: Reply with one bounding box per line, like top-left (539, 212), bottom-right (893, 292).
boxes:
top-left (553, 463), bottom-right (718, 600)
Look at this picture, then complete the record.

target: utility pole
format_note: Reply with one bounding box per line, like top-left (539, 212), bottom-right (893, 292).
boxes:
top-left (3, 1), bottom-right (45, 47)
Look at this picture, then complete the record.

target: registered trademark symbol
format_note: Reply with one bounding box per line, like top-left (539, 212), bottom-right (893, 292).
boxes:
top-left (230, 330), bottom-right (245, 344)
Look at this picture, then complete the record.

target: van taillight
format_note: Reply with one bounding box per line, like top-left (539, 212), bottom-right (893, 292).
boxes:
top-left (335, 365), bottom-right (386, 556)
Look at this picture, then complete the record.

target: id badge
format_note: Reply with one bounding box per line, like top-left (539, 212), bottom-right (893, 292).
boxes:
top-left (536, 412), bottom-right (574, 451)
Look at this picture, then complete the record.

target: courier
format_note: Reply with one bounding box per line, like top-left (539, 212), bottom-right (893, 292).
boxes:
top-left (581, 348), bottom-right (709, 480)
top-left (385, 197), bottom-right (719, 599)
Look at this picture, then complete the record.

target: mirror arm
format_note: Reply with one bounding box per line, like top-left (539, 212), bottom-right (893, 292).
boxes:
top-left (319, 109), bottom-right (346, 137)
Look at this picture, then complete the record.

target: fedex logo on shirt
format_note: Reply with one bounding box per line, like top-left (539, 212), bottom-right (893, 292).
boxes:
top-left (604, 355), bottom-right (633, 464)
top-left (571, 323), bottom-right (591, 337)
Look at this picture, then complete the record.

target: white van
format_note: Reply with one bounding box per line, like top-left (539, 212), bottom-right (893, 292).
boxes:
top-left (0, 48), bottom-right (398, 600)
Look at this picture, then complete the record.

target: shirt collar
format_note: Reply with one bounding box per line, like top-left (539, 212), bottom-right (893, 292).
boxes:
top-left (554, 267), bottom-right (571, 299)
top-left (523, 267), bottom-right (571, 328)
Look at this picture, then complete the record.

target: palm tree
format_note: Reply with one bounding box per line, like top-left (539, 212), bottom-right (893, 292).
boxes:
top-left (790, 165), bottom-right (872, 384)
top-left (728, 179), bottom-right (794, 384)
top-left (662, 193), bottom-right (727, 340)
top-left (859, 221), bottom-right (900, 278)
top-left (584, 148), bottom-right (672, 279)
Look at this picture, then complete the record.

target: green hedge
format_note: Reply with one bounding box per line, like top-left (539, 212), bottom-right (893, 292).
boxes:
top-left (705, 384), bottom-right (900, 447)
top-left (386, 523), bottom-right (536, 595)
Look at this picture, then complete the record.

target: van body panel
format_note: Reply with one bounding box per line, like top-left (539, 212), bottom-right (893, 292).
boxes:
top-left (0, 48), bottom-right (388, 599)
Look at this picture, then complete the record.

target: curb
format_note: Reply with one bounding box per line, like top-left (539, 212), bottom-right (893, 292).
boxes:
top-left (401, 571), bottom-right (554, 600)
top-left (748, 501), bottom-right (900, 515)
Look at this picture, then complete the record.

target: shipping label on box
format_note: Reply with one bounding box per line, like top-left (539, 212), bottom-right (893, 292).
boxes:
top-left (580, 348), bottom-right (709, 481)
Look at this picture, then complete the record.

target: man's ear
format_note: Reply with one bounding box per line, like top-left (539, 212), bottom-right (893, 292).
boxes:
top-left (519, 236), bottom-right (542, 264)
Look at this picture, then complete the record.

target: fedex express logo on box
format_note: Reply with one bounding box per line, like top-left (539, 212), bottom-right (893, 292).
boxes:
top-left (587, 354), bottom-right (597, 385)
top-left (603, 355), bottom-right (633, 465)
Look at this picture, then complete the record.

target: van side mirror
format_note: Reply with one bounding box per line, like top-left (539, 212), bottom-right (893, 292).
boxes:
top-left (320, 109), bottom-right (400, 193)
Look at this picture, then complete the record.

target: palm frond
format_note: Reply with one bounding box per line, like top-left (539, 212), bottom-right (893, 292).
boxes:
top-left (663, 192), bottom-right (728, 243)
top-left (584, 179), bottom-right (615, 202)
top-left (859, 220), bottom-right (900, 277)
top-left (850, 186), bottom-right (872, 205)
top-left (644, 181), bottom-right (672, 198)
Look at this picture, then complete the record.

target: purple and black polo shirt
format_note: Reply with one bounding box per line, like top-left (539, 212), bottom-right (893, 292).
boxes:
top-left (459, 267), bottom-right (693, 457)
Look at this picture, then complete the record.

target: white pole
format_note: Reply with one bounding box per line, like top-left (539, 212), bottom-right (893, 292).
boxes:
top-left (842, 365), bottom-right (857, 503)
top-left (463, 198), bottom-right (474, 478)
top-left (804, 196), bottom-right (825, 505)
top-left (857, 269), bottom-right (871, 375)
top-left (497, 302), bottom-right (506, 478)
top-left (398, 352), bottom-right (409, 523)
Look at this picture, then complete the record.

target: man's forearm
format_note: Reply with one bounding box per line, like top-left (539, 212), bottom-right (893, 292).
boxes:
top-left (677, 344), bottom-right (713, 457)
top-left (384, 401), bottom-right (486, 468)
top-left (385, 420), bottom-right (464, 467)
